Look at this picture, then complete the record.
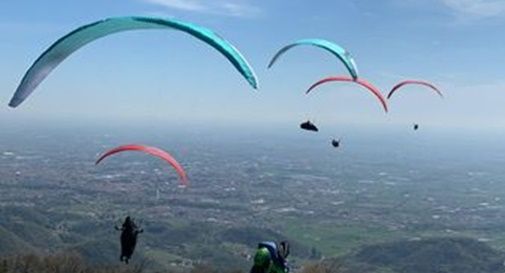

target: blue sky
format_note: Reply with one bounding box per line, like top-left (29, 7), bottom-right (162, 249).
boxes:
top-left (0, 0), bottom-right (504, 130)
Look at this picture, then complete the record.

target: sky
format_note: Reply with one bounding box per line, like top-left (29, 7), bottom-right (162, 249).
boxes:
top-left (0, 0), bottom-right (504, 131)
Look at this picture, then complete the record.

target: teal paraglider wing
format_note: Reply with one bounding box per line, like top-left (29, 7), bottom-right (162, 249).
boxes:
top-left (9, 16), bottom-right (258, 107)
top-left (268, 38), bottom-right (358, 80)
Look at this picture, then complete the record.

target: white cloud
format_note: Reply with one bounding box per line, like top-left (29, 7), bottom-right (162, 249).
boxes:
top-left (140, 0), bottom-right (261, 18)
top-left (440, 0), bottom-right (505, 19)
top-left (143, 0), bottom-right (206, 12)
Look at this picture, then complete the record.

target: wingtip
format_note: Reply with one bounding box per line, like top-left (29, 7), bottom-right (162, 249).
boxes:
top-left (8, 99), bottom-right (19, 108)
top-left (266, 58), bottom-right (275, 69)
top-left (250, 80), bottom-right (259, 90)
top-left (383, 102), bottom-right (389, 113)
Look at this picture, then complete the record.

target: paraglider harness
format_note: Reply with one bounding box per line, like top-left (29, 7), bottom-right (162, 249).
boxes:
top-left (331, 139), bottom-right (340, 148)
top-left (300, 121), bottom-right (318, 132)
top-left (256, 241), bottom-right (290, 273)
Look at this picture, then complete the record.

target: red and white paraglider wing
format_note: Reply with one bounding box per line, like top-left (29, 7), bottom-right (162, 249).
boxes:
top-left (306, 76), bottom-right (388, 113)
top-left (96, 144), bottom-right (188, 185)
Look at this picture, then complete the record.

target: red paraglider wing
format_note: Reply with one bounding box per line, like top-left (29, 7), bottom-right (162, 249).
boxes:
top-left (306, 76), bottom-right (388, 113)
top-left (96, 144), bottom-right (188, 185)
top-left (387, 80), bottom-right (443, 99)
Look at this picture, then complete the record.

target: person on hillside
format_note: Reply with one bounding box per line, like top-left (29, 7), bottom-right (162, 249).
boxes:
top-left (250, 241), bottom-right (290, 273)
top-left (115, 216), bottom-right (143, 264)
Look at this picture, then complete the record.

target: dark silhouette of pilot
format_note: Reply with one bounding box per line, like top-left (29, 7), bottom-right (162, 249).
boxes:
top-left (115, 216), bottom-right (143, 264)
